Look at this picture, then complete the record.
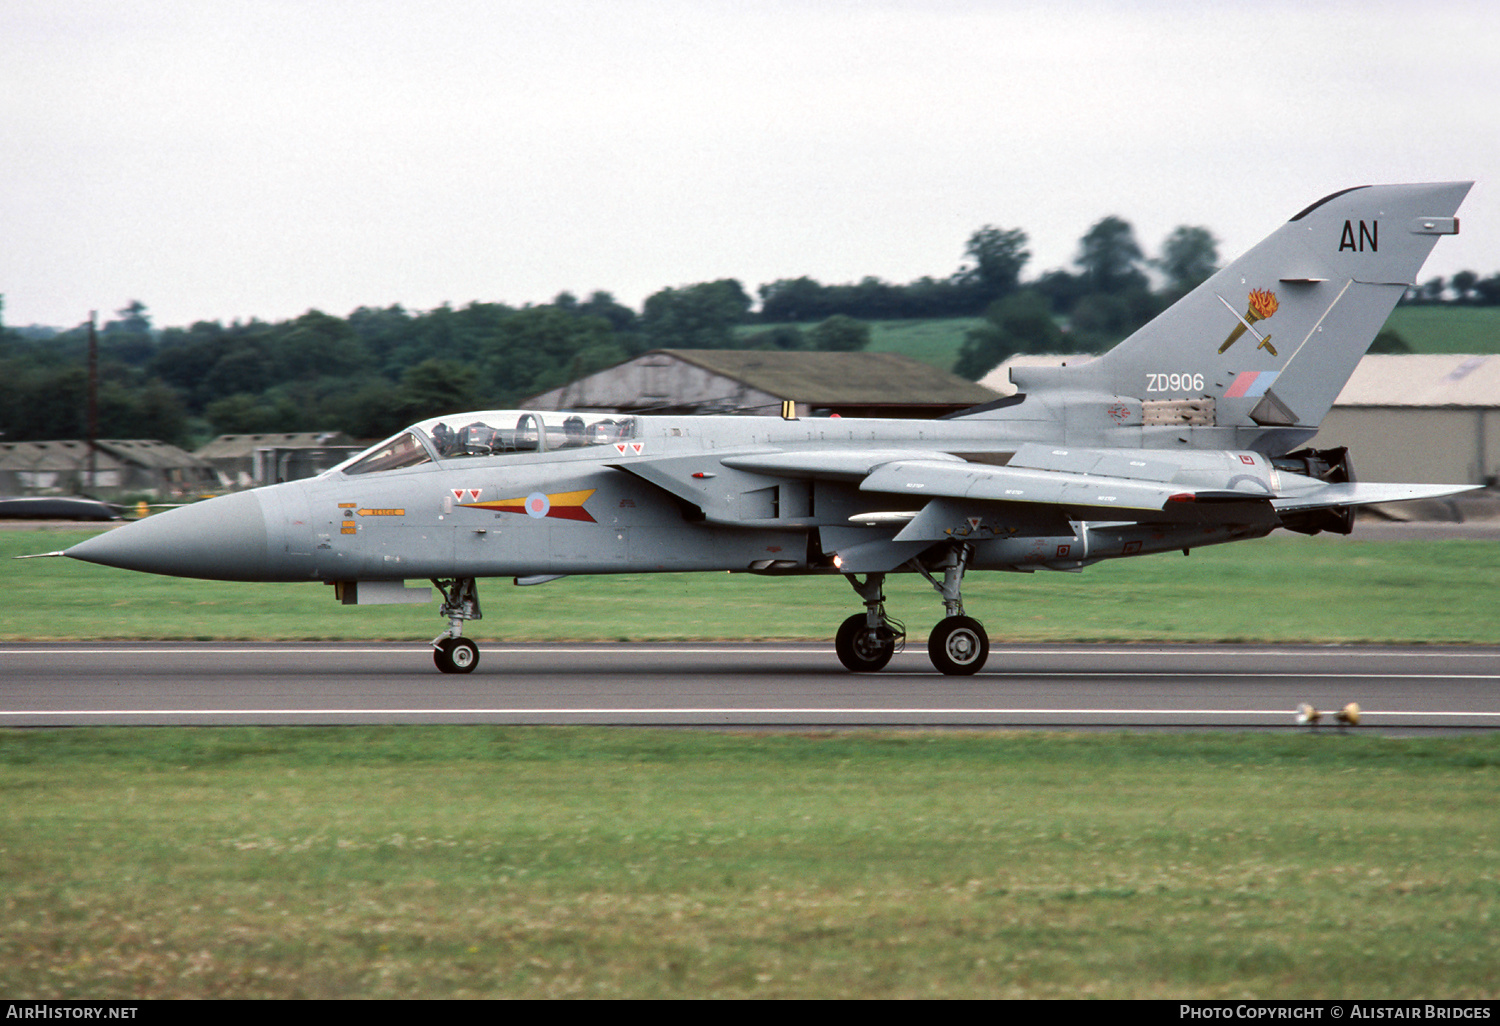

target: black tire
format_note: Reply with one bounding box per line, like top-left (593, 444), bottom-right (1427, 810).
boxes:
top-left (835, 613), bottom-right (895, 672)
top-left (927, 616), bottom-right (988, 675)
top-left (434, 637), bottom-right (480, 674)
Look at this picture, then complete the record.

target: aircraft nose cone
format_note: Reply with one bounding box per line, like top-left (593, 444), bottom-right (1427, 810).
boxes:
top-left (65, 490), bottom-right (270, 581)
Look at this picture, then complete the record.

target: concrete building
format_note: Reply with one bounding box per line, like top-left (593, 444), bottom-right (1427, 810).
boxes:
top-left (196, 432), bottom-right (360, 489)
top-left (0, 439), bottom-right (216, 496)
top-left (1309, 355), bottom-right (1500, 486)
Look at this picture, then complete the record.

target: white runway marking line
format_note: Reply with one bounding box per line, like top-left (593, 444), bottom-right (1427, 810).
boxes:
top-left (4, 708), bottom-right (1499, 719)
top-left (4, 644), bottom-right (1499, 659)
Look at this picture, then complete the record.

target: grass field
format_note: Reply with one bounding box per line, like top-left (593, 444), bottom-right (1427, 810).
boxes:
top-left (1, 727), bottom-right (1496, 999)
top-left (1385, 305), bottom-right (1500, 354)
top-left (743, 317), bottom-right (982, 371)
top-left (863, 317), bottom-right (983, 368)
top-left (5, 528), bottom-right (1499, 645)
top-left (5, 528), bottom-right (1497, 998)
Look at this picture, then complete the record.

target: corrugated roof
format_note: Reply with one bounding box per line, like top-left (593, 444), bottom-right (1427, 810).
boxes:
top-left (0, 440), bottom-right (208, 471)
top-left (196, 432), bottom-right (354, 458)
top-left (94, 439), bottom-right (212, 470)
top-left (662, 350), bottom-right (998, 406)
top-left (0, 441), bottom-right (125, 471)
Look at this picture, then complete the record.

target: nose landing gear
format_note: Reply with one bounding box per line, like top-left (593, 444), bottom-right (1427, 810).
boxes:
top-left (432, 577), bottom-right (482, 673)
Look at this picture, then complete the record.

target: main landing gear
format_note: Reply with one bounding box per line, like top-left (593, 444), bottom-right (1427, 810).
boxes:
top-left (836, 544), bottom-right (990, 676)
top-left (835, 573), bottom-right (905, 672)
top-left (916, 544), bottom-right (989, 676)
top-left (431, 577), bottom-right (482, 673)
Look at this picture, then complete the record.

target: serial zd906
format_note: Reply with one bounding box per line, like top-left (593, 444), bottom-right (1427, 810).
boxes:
top-left (1146, 372), bottom-right (1205, 393)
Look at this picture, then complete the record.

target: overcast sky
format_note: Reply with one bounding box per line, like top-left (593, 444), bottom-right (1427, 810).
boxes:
top-left (4, 0), bottom-right (1497, 330)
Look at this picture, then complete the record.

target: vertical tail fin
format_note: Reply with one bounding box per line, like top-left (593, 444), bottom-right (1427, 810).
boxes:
top-left (1098, 181), bottom-right (1471, 428)
top-left (1007, 182), bottom-right (1471, 445)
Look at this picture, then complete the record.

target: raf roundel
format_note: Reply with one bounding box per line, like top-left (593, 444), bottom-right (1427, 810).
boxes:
top-left (525, 492), bottom-right (551, 519)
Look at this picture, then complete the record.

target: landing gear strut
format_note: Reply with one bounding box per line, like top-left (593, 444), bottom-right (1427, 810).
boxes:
top-left (835, 573), bottom-right (904, 672)
top-left (912, 544), bottom-right (989, 675)
top-left (431, 577), bottom-right (482, 673)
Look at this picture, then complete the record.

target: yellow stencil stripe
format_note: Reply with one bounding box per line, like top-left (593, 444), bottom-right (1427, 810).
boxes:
top-left (466, 489), bottom-right (595, 510)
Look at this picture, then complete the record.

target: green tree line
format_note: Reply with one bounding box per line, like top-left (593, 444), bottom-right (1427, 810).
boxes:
top-left (0, 289), bottom-right (874, 447)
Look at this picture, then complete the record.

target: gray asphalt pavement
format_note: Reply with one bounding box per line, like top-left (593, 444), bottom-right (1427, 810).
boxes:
top-left (2, 641), bottom-right (1497, 731)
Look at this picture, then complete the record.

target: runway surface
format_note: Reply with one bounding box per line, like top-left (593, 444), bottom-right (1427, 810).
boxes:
top-left (2, 641), bottom-right (1498, 732)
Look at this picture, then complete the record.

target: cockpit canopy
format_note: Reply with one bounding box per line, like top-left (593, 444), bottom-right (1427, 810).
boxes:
top-left (339, 411), bottom-right (638, 475)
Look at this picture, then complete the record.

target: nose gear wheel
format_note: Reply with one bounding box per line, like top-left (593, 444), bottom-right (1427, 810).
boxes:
top-left (434, 636), bottom-right (480, 674)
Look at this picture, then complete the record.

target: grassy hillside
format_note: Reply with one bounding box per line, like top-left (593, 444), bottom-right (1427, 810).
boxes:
top-left (1384, 305), bottom-right (1500, 354)
top-left (862, 317), bottom-right (983, 368)
top-left (742, 317), bottom-right (981, 371)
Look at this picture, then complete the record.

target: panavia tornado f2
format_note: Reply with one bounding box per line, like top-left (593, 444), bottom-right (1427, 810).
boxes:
top-left (54, 182), bottom-right (1477, 674)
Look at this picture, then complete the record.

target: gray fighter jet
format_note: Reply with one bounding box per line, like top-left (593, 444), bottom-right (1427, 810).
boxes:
top-left (55, 182), bottom-right (1477, 674)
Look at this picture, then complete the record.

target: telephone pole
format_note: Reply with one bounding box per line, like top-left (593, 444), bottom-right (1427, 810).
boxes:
top-left (87, 310), bottom-right (98, 491)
